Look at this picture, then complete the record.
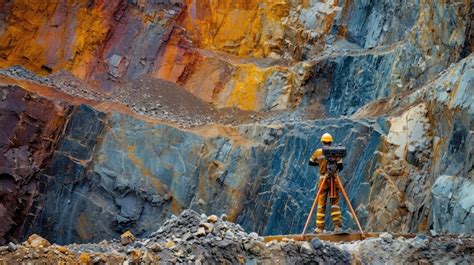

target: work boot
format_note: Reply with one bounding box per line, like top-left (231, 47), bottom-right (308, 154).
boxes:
top-left (333, 226), bottom-right (343, 233)
top-left (314, 227), bottom-right (324, 234)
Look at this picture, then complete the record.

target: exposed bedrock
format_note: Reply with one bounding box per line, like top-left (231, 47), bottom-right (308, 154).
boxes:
top-left (0, 85), bottom-right (70, 244)
top-left (360, 54), bottom-right (474, 234)
top-left (429, 55), bottom-right (474, 234)
top-left (0, 54), bottom-right (471, 245)
top-left (0, 1), bottom-right (470, 114)
top-left (20, 99), bottom-right (382, 244)
top-left (0, 0), bottom-right (471, 248)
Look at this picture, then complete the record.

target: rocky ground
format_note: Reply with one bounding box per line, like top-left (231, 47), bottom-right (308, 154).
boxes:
top-left (0, 210), bottom-right (472, 264)
top-left (0, 65), bottom-right (323, 129)
top-left (0, 66), bottom-right (258, 127)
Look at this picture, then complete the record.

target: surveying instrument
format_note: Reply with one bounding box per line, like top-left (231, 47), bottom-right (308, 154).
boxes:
top-left (301, 145), bottom-right (366, 239)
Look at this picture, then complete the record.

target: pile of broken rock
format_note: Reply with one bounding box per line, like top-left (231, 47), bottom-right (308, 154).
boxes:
top-left (0, 209), bottom-right (349, 264)
top-left (0, 209), bottom-right (472, 264)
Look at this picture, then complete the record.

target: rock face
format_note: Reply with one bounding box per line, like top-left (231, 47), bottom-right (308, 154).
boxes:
top-left (0, 1), bottom-right (470, 111)
top-left (429, 55), bottom-right (474, 234)
top-left (359, 55), bottom-right (474, 234)
top-left (432, 175), bottom-right (474, 234)
top-left (0, 0), bottom-right (472, 251)
top-left (20, 104), bottom-right (106, 244)
top-left (0, 1), bottom-right (182, 90)
top-left (7, 55), bottom-right (472, 245)
top-left (0, 85), bottom-right (69, 244)
top-left (17, 89), bottom-right (382, 243)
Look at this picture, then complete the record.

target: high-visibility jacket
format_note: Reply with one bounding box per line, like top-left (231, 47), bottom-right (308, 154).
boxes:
top-left (309, 148), bottom-right (343, 175)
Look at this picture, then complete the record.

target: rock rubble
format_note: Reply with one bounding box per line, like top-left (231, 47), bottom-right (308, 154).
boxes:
top-left (1, 209), bottom-right (473, 264)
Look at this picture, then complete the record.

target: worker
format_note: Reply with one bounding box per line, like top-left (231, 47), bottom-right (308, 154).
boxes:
top-left (308, 133), bottom-right (343, 233)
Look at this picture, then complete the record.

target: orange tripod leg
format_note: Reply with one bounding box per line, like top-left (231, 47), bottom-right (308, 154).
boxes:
top-left (329, 176), bottom-right (336, 198)
top-left (335, 175), bottom-right (366, 239)
top-left (300, 177), bottom-right (327, 238)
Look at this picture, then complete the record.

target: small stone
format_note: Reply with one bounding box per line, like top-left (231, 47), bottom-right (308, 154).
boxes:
top-left (79, 253), bottom-right (91, 263)
top-left (249, 241), bottom-right (265, 255)
top-left (133, 241), bottom-right (143, 248)
top-left (174, 249), bottom-right (184, 257)
top-left (266, 240), bottom-right (282, 250)
top-left (7, 242), bottom-right (17, 252)
top-left (300, 242), bottom-right (313, 254)
top-left (56, 245), bottom-right (69, 254)
top-left (92, 256), bottom-right (102, 264)
top-left (224, 230), bottom-right (234, 239)
top-left (311, 238), bottom-right (323, 249)
top-left (249, 232), bottom-right (259, 240)
top-left (216, 239), bottom-right (232, 248)
top-left (194, 227), bottom-right (206, 237)
top-left (164, 240), bottom-right (176, 249)
top-left (120, 231), bottom-right (136, 246)
top-left (243, 241), bottom-right (254, 251)
top-left (142, 251), bottom-right (158, 263)
top-left (380, 232), bottom-right (393, 243)
top-left (149, 243), bottom-right (163, 252)
top-left (220, 214), bottom-right (228, 221)
top-left (182, 232), bottom-right (193, 241)
top-left (415, 234), bottom-right (428, 242)
top-left (207, 215), bottom-right (218, 223)
top-left (129, 249), bottom-right (141, 262)
top-left (27, 234), bottom-right (51, 248)
top-left (200, 223), bottom-right (214, 233)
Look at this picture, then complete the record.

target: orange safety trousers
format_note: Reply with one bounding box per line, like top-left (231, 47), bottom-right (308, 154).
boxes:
top-left (315, 175), bottom-right (342, 229)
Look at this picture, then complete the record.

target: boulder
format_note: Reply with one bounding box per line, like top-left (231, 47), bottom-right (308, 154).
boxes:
top-left (27, 234), bottom-right (51, 248)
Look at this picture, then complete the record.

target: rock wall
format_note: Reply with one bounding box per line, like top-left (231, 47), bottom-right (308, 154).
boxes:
top-left (0, 85), bottom-right (69, 244)
top-left (18, 92), bottom-right (382, 244)
top-left (0, 0), bottom-right (182, 90)
top-left (0, 0), bottom-right (472, 246)
top-left (0, 1), bottom-right (470, 113)
top-left (359, 54), bottom-right (474, 234)
top-left (429, 54), bottom-right (473, 234)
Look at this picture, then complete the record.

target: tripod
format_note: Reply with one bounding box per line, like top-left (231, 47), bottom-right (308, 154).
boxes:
top-left (300, 167), bottom-right (366, 239)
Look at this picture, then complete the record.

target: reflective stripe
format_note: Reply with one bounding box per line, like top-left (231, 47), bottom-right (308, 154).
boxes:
top-left (331, 211), bottom-right (341, 216)
top-left (316, 213), bottom-right (325, 217)
top-left (331, 205), bottom-right (340, 209)
top-left (317, 156), bottom-right (325, 160)
top-left (316, 220), bottom-right (325, 224)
